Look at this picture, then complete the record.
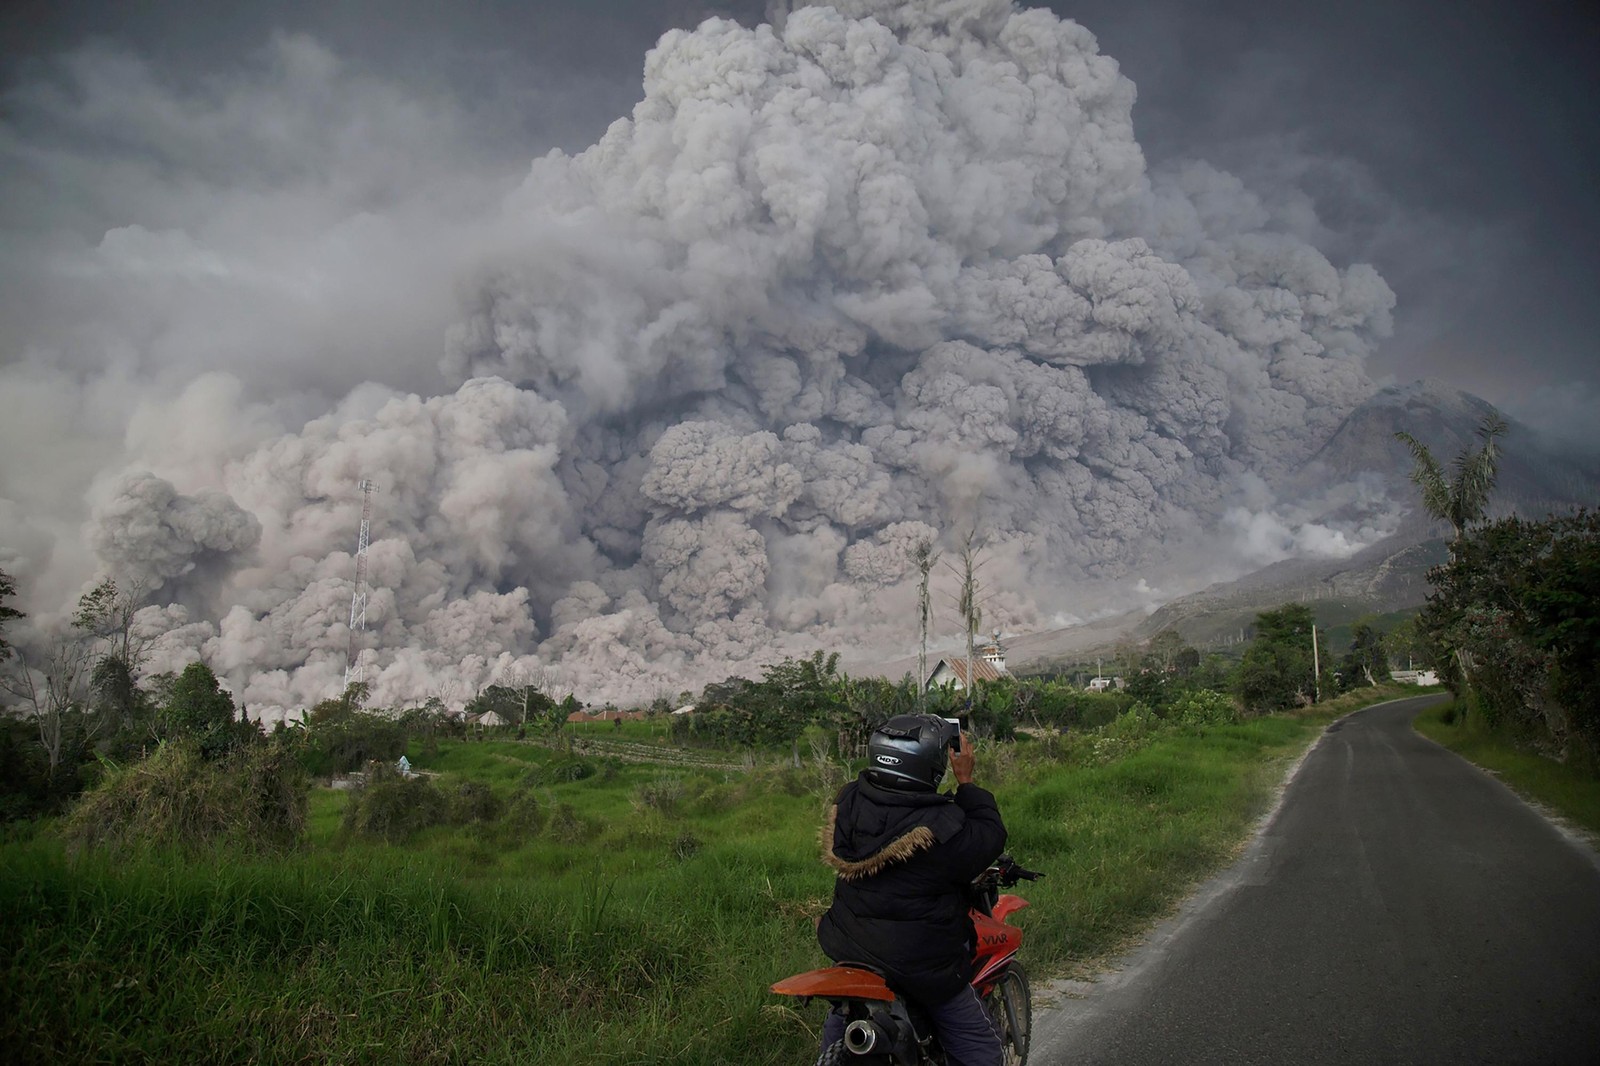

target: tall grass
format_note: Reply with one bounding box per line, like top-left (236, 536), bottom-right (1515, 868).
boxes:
top-left (2, 689), bottom-right (1408, 1064)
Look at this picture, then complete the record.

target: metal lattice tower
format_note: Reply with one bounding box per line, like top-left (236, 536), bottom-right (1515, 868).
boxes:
top-left (344, 479), bottom-right (376, 691)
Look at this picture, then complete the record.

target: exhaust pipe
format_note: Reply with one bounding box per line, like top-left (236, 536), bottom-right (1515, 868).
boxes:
top-left (843, 1018), bottom-right (885, 1055)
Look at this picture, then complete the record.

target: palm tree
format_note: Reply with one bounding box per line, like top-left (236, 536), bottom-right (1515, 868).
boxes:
top-left (1394, 412), bottom-right (1508, 556)
top-left (911, 536), bottom-right (940, 711)
top-left (1393, 412), bottom-right (1508, 711)
top-left (951, 529), bottom-right (985, 715)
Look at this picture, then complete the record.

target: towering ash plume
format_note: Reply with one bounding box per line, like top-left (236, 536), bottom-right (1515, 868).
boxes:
top-left (6, 1), bottom-right (1397, 715)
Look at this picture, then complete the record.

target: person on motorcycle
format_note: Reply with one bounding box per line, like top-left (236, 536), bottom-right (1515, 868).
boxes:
top-left (817, 713), bottom-right (1008, 1066)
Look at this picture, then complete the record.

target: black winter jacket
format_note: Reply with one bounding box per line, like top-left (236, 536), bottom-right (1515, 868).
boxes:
top-left (816, 774), bottom-right (1007, 1004)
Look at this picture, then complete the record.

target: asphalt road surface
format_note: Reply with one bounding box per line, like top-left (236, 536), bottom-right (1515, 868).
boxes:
top-left (1031, 695), bottom-right (1600, 1065)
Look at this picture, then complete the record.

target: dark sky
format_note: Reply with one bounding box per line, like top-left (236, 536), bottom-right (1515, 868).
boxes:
top-left (3, 0), bottom-right (1596, 415)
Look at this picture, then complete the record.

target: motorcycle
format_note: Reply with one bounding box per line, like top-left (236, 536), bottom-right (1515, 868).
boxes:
top-left (772, 854), bottom-right (1041, 1065)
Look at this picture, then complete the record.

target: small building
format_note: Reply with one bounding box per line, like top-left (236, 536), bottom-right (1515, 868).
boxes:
top-left (474, 710), bottom-right (508, 728)
top-left (1086, 676), bottom-right (1121, 693)
top-left (925, 635), bottom-right (1010, 691)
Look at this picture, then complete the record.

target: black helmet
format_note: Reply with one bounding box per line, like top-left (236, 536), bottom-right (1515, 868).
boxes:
top-left (865, 714), bottom-right (959, 792)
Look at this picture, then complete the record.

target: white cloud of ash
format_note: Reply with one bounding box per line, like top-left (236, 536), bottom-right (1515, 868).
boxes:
top-left (1, 1), bottom-right (1405, 715)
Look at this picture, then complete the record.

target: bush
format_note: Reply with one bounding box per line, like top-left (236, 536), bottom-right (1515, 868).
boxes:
top-left (301, 710), bottom-right (408, 777)
top-left (339, 764), bottom-right (448, 844)
top-left (632, 776), bottom-right (685, 816)
top-left (501, 788), bottom-right (545, 835)
top-left (61, 737), bottom-right (308, 853)
top-left (521, 757), bottom-right (600, 786)
top-left (0, 724), bottom-right (53, 822)
top-left (1091, 704), bottom-right (1162, 764)
top-left (1026, 684), bottom-right (1129, 731)
top-left (448, 781), bottom-right (504, 825)
top-left (1170, 689), bottom-right (1239, 728)
top-left (545, 802), bottom-right (594, 844)
top-left (671, 831), bottom-right (701, 861)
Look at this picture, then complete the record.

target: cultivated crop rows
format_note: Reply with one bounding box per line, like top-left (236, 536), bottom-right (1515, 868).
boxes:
top-left (567, 735), bottom-right (747, 772)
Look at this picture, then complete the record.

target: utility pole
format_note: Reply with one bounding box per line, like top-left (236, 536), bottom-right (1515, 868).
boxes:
top-left (1311, 623), bottom-right (1321, 703)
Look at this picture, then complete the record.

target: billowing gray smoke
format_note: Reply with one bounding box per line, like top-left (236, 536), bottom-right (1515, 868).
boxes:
top-left (4, 1), bottom-right (1399, 716)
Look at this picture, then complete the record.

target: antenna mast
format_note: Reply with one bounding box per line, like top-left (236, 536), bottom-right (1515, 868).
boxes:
top-left (344, 479), bottom-right (376, 692)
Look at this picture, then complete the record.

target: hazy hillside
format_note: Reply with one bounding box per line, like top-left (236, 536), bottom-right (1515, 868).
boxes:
top-left (924, 380), bottom-right (1597, 676)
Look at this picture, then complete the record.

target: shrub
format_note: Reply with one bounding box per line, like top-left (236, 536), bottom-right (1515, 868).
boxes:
top-left (672, 831), bottom-right (701, 861)
top-left (545, 802), bottom-right (593, 844)
top-left (522, 757), bottom-right (599, 786)
top-left (632, 776), bottom-right (685, 816)
top-left (1171, 689), bottom-right (1239, 728)
top-left (448, 781), bottom-right (504, 825)
top-left (301, 710), bottom-right (407, 777)
top-left (339, 764), bottom-right (448, 844)
top-left (61, 737), bottom-right (308, 853)
top-left (1091, 704), bottom-right (1162, 764)
top-left (501, 788), bottom-right (544, 835)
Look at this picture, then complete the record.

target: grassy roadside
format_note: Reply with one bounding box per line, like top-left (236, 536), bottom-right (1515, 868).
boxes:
top-left (0, 685), bottom-right (1416, 1065)
top-left (1413, 702), bottom-right (1600, 840)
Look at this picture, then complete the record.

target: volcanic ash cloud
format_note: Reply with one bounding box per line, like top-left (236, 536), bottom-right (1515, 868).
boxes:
top-left (82, 0), bottom-right (1394, 711)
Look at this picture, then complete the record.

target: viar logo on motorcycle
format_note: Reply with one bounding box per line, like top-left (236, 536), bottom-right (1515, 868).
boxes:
top-left (772, 855), bottom-right (1042, 1065)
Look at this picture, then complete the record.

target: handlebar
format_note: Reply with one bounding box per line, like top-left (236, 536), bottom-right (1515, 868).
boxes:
top-left (978, 854), bottom-right (1044, 889)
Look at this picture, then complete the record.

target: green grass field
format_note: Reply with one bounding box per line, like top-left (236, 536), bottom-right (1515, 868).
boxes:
top-left (1, 687), bottom-right (1409, 1064)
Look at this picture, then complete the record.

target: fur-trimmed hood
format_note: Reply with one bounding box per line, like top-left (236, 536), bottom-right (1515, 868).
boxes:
top-left (821, 775), bottom-right (966, 881)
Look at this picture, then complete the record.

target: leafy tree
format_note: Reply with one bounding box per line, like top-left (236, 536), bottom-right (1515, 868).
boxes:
top-left (0, 721), bottom-right (51, 821)
top-left (162, 662), bottom-right (251, 759)
top-left (972, 682), bottom-right (1015, 740)
top-left (1340, 621), bottom-right (1392, 689)
top-left (1385, 615), bottom-right (1425, 672)
top-left (466, 680), bottom-right (558, 733)
top-left (1420, 510), bottom-right (1600, 767)
top-left (1123, 668), bottom-right (1171, 714)
top-left (829, 674), bottom-right (924, 755)
top-left (1235, 604), bottom-right (1327, 712)
top-left (91, 655), bottom-right (145, 734)
top-left (398, 698), bottom-right (464, 755)
top-left (676, 653), bottom-right (851, 752)
top-left (468, 684), bottom-right (525, 723)
top-left (1144, 630), bottom-right (1191, 673)
top-left (1020, 679), bottom-right (1127, 731)
top-left (762, 651), bottom-right (840, 716)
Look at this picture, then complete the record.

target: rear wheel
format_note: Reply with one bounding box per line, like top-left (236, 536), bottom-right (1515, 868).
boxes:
top-left (816, 1041), bottom-right (893, 1066)
top-left (816, 1041), bottom-right (847, 1066)
top-left (986, 963), bottom-right (1031, 1065)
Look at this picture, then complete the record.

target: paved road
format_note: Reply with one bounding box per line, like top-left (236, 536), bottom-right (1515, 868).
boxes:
top-left (1032, 695), bottom-right (1600, 1065)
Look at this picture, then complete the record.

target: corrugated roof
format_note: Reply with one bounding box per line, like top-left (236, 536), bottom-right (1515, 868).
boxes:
top-left (926, 656), bottom-right (1005, 687)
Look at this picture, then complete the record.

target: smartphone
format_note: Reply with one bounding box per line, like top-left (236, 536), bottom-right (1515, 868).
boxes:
top-left (943, 717), bottom-right (962, 752)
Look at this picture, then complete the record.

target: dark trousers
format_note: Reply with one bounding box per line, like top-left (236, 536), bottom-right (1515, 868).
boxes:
top-left (820, 984), bottom-right (1002, 1066)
